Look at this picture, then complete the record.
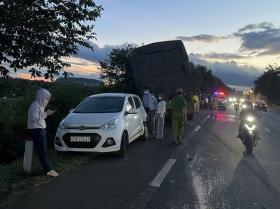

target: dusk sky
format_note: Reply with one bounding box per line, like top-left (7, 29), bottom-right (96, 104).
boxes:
top-left (18, 0), bottom-right (280, 87)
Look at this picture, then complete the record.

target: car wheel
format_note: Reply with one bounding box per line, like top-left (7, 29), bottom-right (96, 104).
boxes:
top-left (117, 132), bottom-right (127, 158)
top-left (141, 125), bottom-right (149, 141)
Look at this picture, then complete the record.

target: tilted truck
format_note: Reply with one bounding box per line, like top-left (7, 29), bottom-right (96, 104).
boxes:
top-left (130, 40), bottom-right (192, 95)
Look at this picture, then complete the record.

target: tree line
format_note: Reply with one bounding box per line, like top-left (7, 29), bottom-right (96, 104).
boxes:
top-left (254, 65), bottom-right (280, 105)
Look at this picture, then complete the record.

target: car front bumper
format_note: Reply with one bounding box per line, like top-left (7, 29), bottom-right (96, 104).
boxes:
top-left (54, 128), bottom-right (123, 153)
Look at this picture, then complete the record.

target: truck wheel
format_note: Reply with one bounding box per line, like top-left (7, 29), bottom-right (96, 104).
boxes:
top-left (117, 133), bottom-right (127, 158)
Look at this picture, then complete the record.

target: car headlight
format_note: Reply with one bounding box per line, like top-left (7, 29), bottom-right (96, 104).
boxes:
top-left (58, 120), bottom-right (67, 130)
top-left (100, 119), bottom-right (119, 130)
top-left (240, 98), bottom-right (245, 103)
top-left (246, 116), bottom-right (255, 122)
top-left (242, 104), bottom-right (247, 109)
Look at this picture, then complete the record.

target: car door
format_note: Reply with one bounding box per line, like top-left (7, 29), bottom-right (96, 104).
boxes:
top-left (133, 96), bottom-right (145, 133)
top-left (125, 96), bottom-right (139, 141)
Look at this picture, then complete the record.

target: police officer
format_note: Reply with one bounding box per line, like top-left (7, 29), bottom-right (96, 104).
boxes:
top-left (170, 88), bottom-right (187, 144)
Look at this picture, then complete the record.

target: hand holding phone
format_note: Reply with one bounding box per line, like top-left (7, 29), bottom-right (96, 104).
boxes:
top-left (46, 109), bottom-right (56, 116)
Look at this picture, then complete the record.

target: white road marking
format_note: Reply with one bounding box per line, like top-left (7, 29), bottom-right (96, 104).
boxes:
top-left (191, 171), bottom-right (208, 209)
top-left (264, 127), bottom-right (272, 133)
top-left (201, 115), bottom-right (211, 124)
top-left (150, 159), bottom-right (176, 188)
top-left (194, 125), bottom-right (201, 132)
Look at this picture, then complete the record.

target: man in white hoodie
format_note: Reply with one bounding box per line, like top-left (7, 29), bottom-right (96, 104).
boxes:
top-left (28, 88), bottom-right (59, 177)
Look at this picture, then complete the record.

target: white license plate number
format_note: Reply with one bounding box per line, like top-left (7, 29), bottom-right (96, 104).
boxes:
top-left (70, 136), bottom-right (91, 143)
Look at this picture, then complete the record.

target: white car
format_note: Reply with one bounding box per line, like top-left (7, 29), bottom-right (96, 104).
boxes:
top-left (54, 93), bottom-right (148, 157)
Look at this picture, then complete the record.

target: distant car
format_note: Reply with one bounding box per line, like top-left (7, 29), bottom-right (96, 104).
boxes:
top-left (217, 99), bottom-right (226, 111)
top-left (200, 95), bottom-right (211, 109)
top-left (54, 93), bottom-right (148, 157)
top-left (254, 100), bottom-right (268, 111)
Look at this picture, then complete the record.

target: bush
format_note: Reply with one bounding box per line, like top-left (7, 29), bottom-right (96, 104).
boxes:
top-left (0, 97), bottom-right (33, 163)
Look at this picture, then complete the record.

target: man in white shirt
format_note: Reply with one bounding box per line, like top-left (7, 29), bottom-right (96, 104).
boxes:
top-left (150, 94), bottom-right (158, 135)
top-left (27, 88), bottom-right (59, 177)
top-left (155, 94), bottom-right (166, 139)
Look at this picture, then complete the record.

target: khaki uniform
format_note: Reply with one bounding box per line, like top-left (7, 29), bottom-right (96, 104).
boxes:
top-left (170, 96), bottom-right (187, 143)
top-left (193, 95), bottom-right (200, 112)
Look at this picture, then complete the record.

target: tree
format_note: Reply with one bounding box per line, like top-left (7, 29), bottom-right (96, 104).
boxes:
top-left (99, 45), bottom-right (137, 93)
top-left (0, 0), bottom-right (103, 79)
top-left (189, 62), bottom-right (229, 93)
top-left (254, 65), bottom-right (280, 104)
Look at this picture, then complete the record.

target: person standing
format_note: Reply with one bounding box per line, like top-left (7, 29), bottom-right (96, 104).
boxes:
top-left (186, 92), bottom-right (195, 121)
top-left (170, 88), bottom-right (187, 144)
top-left (142, 87), bottom-right (153, 131)
top-left (155, 94), bottom-right (166, 139)
top-left (27, 88), bottom-right (59, 177)
top-left (150, 94), bottom-right (158, 135)
top-left (193, 93), bottom-right (200, 113)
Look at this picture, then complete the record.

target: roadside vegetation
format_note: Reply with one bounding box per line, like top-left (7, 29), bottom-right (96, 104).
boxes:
top-left (254, 65), bottom-right (280, 105)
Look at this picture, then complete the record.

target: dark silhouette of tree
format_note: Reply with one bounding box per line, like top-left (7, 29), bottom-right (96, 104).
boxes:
top-left (99, 45), bottom-right (137, 93)
top-left (254, 65), bottom-right (280, 104)
top-left (0, 0), bottom-right (103, 79)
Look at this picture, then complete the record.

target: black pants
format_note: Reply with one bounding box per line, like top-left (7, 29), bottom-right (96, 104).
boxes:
top-left (30, 129), bottom-right (51, 173)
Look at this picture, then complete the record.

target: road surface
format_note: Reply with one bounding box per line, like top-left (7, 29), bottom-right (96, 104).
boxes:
top-left (1, 107), bottom-right (280, 209)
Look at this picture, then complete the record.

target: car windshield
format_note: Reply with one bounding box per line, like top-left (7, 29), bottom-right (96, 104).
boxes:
top-left (74, 96), bottom-right (125, 113)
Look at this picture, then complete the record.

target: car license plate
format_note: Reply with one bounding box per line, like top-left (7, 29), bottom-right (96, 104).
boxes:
top-left (70, 136), bottom-right (91, 143)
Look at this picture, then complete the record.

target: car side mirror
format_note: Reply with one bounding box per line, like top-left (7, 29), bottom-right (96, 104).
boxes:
top-left (125, 108), bottom-right (137, 115)
top-left (69, 109), bottom-right (75, 114)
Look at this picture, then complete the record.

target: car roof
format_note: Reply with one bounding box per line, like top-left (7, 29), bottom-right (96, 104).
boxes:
top-left (89, 93), bottom-right (139, 98)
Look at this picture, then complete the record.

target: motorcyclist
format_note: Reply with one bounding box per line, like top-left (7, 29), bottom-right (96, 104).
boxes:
top-left (238, 101), bottom-right (260, 140)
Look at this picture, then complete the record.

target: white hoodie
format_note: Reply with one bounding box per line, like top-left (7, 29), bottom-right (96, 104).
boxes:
top-left (28, 88), bottom-right (51, 129)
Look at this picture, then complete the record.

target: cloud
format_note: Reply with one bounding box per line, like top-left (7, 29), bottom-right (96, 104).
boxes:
top-left (177, 34), bottom-right (227, 43)
top-left (77, 42), bottom-right (136, 63)
top-left (234, 22), bottom-right (280, 55)
top-left (178, 22), bottom-right (280, 56)
top-left (194, 52), bottom-right (245, 60)
top-left (189, 53), bottom-right (262, 86)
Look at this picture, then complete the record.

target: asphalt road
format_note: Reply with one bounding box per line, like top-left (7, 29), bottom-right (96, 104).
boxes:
top-left (1, 107), bottom-right (280, 209)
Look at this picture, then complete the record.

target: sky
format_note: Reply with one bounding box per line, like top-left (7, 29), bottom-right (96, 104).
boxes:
top-left (18, 0), bottom-right (280, 87)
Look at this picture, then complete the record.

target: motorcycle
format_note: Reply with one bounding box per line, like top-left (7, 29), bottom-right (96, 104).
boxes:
top-left (240, 115), bottom-right (258, 155)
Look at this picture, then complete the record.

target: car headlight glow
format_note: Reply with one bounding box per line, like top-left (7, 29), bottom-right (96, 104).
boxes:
top-left (242, 104), bottom-right (247, 109)
top-left (100, 119), bottom-right (119, 130)
top-left (240, 98), bottom-right (245, 103)
top-left (246, 116), bottom-right (255, 122)
top-left (233, 97), bottom-right (237, 102)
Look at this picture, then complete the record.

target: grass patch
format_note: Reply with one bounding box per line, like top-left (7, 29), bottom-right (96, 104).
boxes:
top-left (0, 149), bottom-right (97, 203)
